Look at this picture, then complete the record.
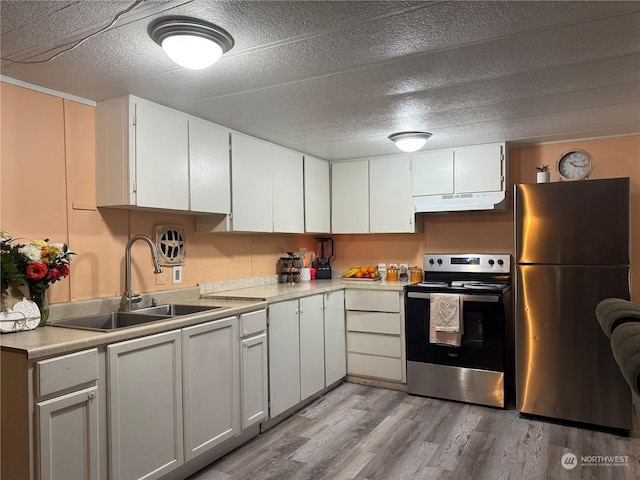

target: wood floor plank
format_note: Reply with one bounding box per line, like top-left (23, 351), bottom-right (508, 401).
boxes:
top-left (188, 383), bottom-right (640, 480)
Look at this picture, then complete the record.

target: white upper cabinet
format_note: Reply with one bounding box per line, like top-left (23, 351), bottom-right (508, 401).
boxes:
top-left (96, 95), bottom-right (231, 214)
top-left (454, 143), bottom-right (503, 193)
top-left (304, 155), bottom-right (331, 233)
top-left (230, 133), bottom-right (274, 232)
top-left (331, 160), bottom-right (369, 233)
top-left (272, 145), bottom-right (305, 233)
top-left (412, 142), bottom-right (506, 212)
top-left (97, 96), bottom-right (190, 211)
top-left (188, 119), bottom-right (230, 214)
top-left (369, 155), bottom-right (414, 233)
top-left (412, 149), bottom-right (454, 196)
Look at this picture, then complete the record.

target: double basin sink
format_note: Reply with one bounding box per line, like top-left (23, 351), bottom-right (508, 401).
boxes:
top-left (51, 304), bottom-right (228, 332)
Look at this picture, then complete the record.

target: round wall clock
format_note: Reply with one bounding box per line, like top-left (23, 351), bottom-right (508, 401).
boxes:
top-left (556, 149), bottom-right (594, 181)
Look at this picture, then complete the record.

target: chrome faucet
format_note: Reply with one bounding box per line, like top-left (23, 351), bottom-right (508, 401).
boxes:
top-left (123, 234), bottom-right (163, 311)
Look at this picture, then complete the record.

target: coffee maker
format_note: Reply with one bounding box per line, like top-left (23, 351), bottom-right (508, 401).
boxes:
top-left (314, 237), bottom-right (334, 279)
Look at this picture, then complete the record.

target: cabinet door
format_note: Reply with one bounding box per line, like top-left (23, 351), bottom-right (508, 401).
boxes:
top-left (304, 155), bottom-right (331, 233)
top-left (324, 290), bottom-right (346, 385)
top-left (189, 119), bottom-right (230, 214)
top-left (299, 295), bottom-right (325, 400)
top-left (454, 143), bottom-right (503, 193)
top-left (37, 387), bottom-right (99, 480)
top-left (231, 134), bottom-right (273, 232)
top-left (182, 318), bottom-right (238, 462)
top-left (331, 160), bottom-right (369, 233)
top-left (108, 330), bottom-right (183, 480)
top-left (135, 100), bottom-right (189, 210)
top-left (369, 155), bottom-right (414, 233)
top-left (268, 299), bottom-right (301, 417)
top-left (412, 149), bottom-right (454, 196)
top-left (241, 332), bottom-right (268, 429)
top-left (272, 146), bottom-right (305, 233)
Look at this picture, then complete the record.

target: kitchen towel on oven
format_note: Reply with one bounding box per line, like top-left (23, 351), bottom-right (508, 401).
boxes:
top-left (430, 293), bottom-right (463, 346)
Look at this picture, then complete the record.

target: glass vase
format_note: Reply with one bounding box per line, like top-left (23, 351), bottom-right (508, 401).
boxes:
top-left (29, 289), bottom-right (50, 327)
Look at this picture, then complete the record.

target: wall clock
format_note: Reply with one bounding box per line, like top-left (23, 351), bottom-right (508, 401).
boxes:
top-left (556, 149), bottom-right (594, 181)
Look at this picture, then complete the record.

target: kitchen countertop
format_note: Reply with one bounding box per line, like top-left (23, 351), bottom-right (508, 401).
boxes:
top-left (0, 298), bottom-right (267, 360)
top-left (1, 277), bottom-right (410, 360)
top-left (203, 278), bottom-right (409, 302)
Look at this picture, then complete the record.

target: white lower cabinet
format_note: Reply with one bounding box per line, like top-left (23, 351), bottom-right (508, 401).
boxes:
top-left (345, 289), bottom-right (406, 383)
top-left (108, 330), bottom-right (184, 480)
top-left (239, 310), bottom-right (268, 429)
top-left (35, 349), bottom-right (100, 480)
top-left (324, 290), bottom-right (346, 385)
top-left (268, 299), bottom-right (301, 417)
top-left (182, 318), bottom-right (238, 461)
top-left (268, 292), bottom-right (346, 419)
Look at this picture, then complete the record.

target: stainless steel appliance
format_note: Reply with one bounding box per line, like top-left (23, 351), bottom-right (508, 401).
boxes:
top-left (405, 254), bottom-right (513, 408)
top-left (515, 177), bottom-right (631, 431)
top-left (314, 237), bottom-right (334, 279)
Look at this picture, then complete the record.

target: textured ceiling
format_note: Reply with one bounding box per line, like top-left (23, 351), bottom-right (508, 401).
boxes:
top-left (1, 0), bottom-right (639, 160)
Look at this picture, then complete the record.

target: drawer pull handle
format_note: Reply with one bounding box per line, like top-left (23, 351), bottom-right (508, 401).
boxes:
top-left (88, 391), bottom-right (96, 400)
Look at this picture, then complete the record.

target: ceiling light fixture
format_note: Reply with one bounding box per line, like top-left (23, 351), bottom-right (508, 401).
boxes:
top-left (388, 131), bottom-right (433, 152)
top-left (149, 16), bottom-right (234, 70)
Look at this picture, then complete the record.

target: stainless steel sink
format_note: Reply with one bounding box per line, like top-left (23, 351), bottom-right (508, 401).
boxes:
top-left (51, 312), bottom-right (172, 332)
top-left (135, 304), bottom-right (228, 316)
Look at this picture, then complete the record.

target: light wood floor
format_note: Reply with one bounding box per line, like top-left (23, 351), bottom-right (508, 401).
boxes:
top-left (190, 382), bottom-right (640, 480)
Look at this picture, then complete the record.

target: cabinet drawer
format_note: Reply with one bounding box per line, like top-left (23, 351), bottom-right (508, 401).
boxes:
top-left (346, 311), bottom-right (401, 335)
top-left (347, 353), bottom-right (402, 381)
top-left (345, 290), bottom-right (400, 312)
top-left (347, 332), bottom-right (401, 358)
top-left (37, 348), bottom-right (98, 398)
top-left (240, 309), bottom-right (267, 337)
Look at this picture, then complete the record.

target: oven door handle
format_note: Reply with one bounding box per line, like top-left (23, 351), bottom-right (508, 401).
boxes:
top-left (407, 292), bottom-right (501, 303)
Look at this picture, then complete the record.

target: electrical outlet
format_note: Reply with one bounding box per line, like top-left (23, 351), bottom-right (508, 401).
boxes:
top-left (155, 270), bottom-right (166, 285)
top-left (172, 266), bottom-right (183, 284)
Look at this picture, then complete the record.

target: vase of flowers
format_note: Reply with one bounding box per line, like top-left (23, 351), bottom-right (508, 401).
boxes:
top-left (1, 231), bottom-right (74, 327)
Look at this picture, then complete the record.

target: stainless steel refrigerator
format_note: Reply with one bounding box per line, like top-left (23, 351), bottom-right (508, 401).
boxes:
top-left (515, 177), bottom-right (632, 431)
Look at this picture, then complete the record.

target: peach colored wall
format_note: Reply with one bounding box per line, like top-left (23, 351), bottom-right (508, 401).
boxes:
top-left (2, 82), bottom-right (639, 303)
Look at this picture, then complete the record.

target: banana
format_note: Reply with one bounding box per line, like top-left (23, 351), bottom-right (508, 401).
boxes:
top-left (342, 265), bottom-right (361, 278)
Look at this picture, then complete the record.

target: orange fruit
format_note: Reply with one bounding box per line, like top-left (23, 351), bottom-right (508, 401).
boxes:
top-left (360, 267), bottom-right (368, 273)
top-left (367, 266), bottom-right (376, 273)
top-left (354, 271), bottom-right (363, 278)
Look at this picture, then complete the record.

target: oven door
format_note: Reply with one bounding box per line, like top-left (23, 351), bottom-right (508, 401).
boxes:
top-left (405, 291), bottom-right (505, 372)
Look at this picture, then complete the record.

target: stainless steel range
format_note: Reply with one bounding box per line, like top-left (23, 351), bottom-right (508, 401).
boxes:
top-left (405, 253), bottom-right (513, 408)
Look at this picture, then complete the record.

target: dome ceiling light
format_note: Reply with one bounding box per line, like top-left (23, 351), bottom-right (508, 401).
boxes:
top-left (149, 16), bottom-right (234, 70)
top-left (388, 131), bottom-right (433, 152)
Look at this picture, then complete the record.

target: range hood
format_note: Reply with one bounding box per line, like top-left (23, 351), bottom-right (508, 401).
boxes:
top-left (414, 191), bottom-right (506, 213)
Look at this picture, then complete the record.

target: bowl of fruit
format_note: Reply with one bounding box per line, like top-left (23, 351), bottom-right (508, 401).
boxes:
top-left (342, 265), bottom-right (381, 281)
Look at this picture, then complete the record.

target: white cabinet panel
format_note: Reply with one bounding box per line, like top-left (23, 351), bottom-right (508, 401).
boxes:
top-left (369, 155), bottom-right (414, 233)
top-left (304, 155), bottom-right (331, 233)
top-left (347, 353), bottom-right (403, 381)
top-left (347, 332), bottom-right (402, 357)
top-left (331, 160), bottom-right (369, 233)
top-left (182, 318), bottom-right (238, 461)
top-left (189, 120), bottom-right (230, 214)
top-left (345, 289), bottom-right (400, 313)
top-left (37, 387), bottom-right (99, 480)
top-left (241, 332), bottom-right (268, 429)
top-left (231, 134), bottom-right (273, 232)
top-left (324, 290), bottom-right (346, 385)
top-left (454, 143), bottom-right (503, 193)
top-left (412, 149), bottom-right (454, 196)
top-left (268, 299), bottom-right (301, 417)
top-left (299, 295), bottom-right (325, 400)
top-left (346, 311), bottom-right (402, 335)
top-left (108, 330), bottom-right (183, 480)
top-left (272, 146), bottom-right (305, 233)
top-left (135, 100), bottom-right (189, 210)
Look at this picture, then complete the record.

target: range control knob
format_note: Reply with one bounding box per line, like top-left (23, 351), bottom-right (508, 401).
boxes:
top-left (437, 258), bottom-right (443, 265)
top-left (429, 258), bottom-right (435, 265)
top-left (497, 259), bottom-right (504, 266)
top-left (488, 259), bottom-right (495, 266)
